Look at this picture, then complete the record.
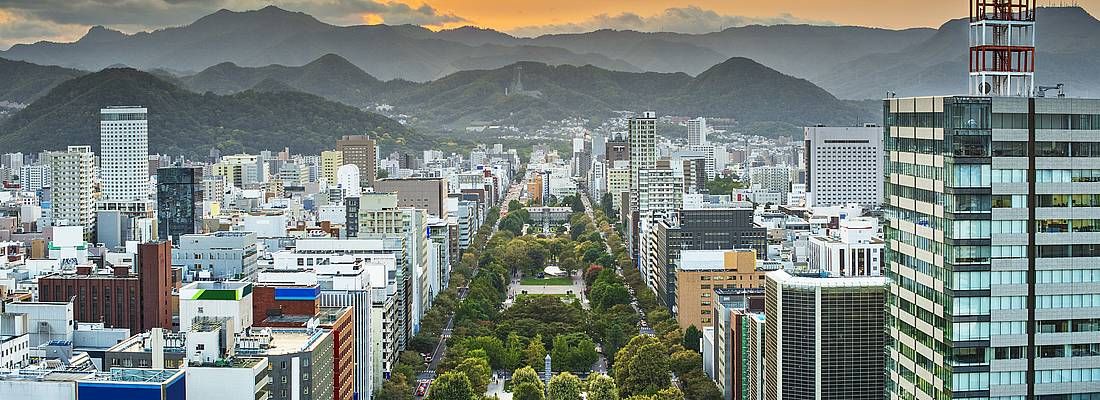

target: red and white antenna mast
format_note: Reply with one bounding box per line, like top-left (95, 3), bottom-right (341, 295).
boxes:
top-left (969, 0), bottom-right (1035, 97)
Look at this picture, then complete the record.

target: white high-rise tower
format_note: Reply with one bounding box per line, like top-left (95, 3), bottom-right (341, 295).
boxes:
top-left (99, 106), bottom-right (149, 201)
top-left (687, 117), bottom-right (708, 146)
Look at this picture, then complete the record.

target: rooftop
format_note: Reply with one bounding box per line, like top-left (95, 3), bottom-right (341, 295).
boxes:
top-left (82, 368), bottom-right (182, 384)
top-left (189, 357), bottom-right (264, 369)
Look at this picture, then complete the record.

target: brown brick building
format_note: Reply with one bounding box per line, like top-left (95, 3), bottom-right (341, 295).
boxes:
top-left (39, 241), bottom-right (173, 331)
top-left (336, 135), bottom-right (377, 188)
top-left (319, 307), bottom-right (356, 400)
top-left (251, 284), bottom-right (321, 328)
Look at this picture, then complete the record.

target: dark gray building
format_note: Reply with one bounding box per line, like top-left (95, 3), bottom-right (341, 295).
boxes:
top-left (763, 270), bottom-right (886, 400)
top-left (652, 207), bottom-right (767, 308)
top-left (157, 167), bottom-right (203, 242)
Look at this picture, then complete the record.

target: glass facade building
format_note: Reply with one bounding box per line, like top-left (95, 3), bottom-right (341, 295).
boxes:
top-left (156, 167), bottom-right (203, 242)
top-left (885, 96), bottom-right (1100, 399)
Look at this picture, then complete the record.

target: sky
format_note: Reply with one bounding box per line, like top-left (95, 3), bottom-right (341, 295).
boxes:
top-left (1, 0), bottom-right (1097, 50)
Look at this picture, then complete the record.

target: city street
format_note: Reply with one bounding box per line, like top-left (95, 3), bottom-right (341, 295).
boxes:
top-left (414, 179), bottom-right (525, 399)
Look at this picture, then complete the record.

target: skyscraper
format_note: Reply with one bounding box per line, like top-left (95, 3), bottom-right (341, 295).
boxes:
top-left (48, 146), bottom-right (96, 234)
top-left (156, 166), bottom-right (203, 242)
top-left (99, 106), bottom-right (149, 202)
top-left (764, 270), bottom-right (887, 400)
top-left (688, 117), bottom-right (708, 146)
top-left (884, 94), bottom-right (1100, 399)
top-left (804, 125), bottom-right (883, 208)
top-left (629, 111), bottom-right (658, 212)
top-left (337, 135), bottom-right (378, 188)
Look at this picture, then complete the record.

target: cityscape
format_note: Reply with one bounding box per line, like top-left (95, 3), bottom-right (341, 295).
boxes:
top-left (0, 1), bottom-right (1097, 400)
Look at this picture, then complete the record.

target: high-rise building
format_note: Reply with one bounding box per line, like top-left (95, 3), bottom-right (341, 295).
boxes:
top-left (803, 125), bottom-right (883, 208)
top-left (885, 94), bottom-right (1100, 399)
top-left (637, 159), bottom-right (683, 218)
top-left (629, 112), bottom-right (658, 212)
top-left (156, 166), bottom-right (203, 242)
top-left (99, 107), bottom-right (149, 202)
top-left (749, 166), bottom-right (791, 200)
top-left (336, 135), bottom-right (378, 188)
top-left (19, 164), bottom-right (51, 192)
top-left (605, 134), bottom-right (630, 164)
top-left (712, 288), bottom-right (766, 400)
top-left (373, 177), bottom-right (448, 217)
top-left (764, 270), bottom-right (887, 400)
top-left (689, 144), bottom-right (717, 180)
top-left (321, 150), bottom-right (343, 186)
top-left (688, 117), bottom-right (709, 146)
top-left (173, 231), bottom-right (259, 282)
top-left (48, 146), bottom-right (96, 234)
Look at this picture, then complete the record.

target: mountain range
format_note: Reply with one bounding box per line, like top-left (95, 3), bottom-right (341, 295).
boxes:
top-left (0, 68), bottom-right (438, 158)
top-left (5, 6), bottom-right (1098, 99)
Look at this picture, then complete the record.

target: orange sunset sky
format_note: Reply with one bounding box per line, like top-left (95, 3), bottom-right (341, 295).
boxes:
top-left (1, 0), bottom-right (1098, 49)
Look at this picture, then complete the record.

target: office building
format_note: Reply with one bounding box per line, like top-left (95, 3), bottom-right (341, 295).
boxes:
top-left (764, 270), bottom-right (887, 400)
top-left (19, 164), bottom-right (51, 192)
top-left (212, 154), bottom-right (260, 189)
top-left (76, 369), bottom-right (185, 400)
top-left (637, 159), bottom-right (683, 218)
top-left (336, 135), bottom-right (377, 188)
top-left (321, 150), bottom-right (343, 186)
top-left (38, 242), bottom-right (173, 332)
top-left (172, 231), bottom-right (259, 282)
top-left (803, 125), bottom-right (883, 208)
top-left (373, 177), bottom-right (448, 217)
top-left (712, 289), bottom-right (766, 400)
top-left (98, 107), bottom-right (149, 202)
top-left (688, 117), bottom-right (708, 146)
top-left (807, 217), bottom-right (883, 277)
top-left (749, 166), bottom-right (791, 200)
top-left (157, 166), bottom-right (203, 242)
top-left (629, 111), bottom-right (658, 212)
top-left (48, 146), bottom-right (96, 234)
top-left (674, 249), bottom-right (762, 330)
top-left (179, 281), bottom-right (254, 334)
top-left (605, 134), bottom-right (630, 164)
top-left (884, 91), bottom-right (1100, 398)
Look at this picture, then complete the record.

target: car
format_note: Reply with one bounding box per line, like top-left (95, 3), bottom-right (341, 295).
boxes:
top-left (424, 354), bottom-right (433, 364)
top-left (416, 382), bottom-right (429, 396)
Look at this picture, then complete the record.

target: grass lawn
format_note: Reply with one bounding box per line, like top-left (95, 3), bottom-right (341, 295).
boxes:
top-left (520, 277), bottom-right (573, 286)
top-left (515, 293), bottom-right (576, 302)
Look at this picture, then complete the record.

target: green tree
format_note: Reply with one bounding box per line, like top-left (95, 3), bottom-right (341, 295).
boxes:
top-left (456, 356), bottom-right (492, 395)
top-left (524, 334), bottom-right (548, 370)
top-left (613, 336), bottom-right (670, 397)
top-left (551, 333), bottom-right (599, 372)
top-left (679, 370), bottom-right (722, 400)
top-left (509, 199), bottom-right (524, 211)
top-left (512, 366), bottom-right (544, 391)
top-left (502, 332), bottom-right (525, 371)
top-left (655, 387), bottom-right (684, 400)
top-left (669, 350), bottom-right (702, 376)
top-left (463, 336), bottom-right (506, 369)
top-left (428, 371), bottom-right (475, 400)
top-left (513, 382), bottom-right (545, 400)
top-left (682, 325), bottom-right (702, 352)
top-left (375, 375), bottom-right (414, 400)
top-left (599, 193), bottom-right (615, 220)
top-left (548, 372), bottom-right (583, 400)
top-left (589, 281), bottom-right (630, 311)
top-left (585, 374), bottom-right (619, 400)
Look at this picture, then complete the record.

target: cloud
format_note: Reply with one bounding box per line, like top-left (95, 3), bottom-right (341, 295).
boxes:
top-left (0, 0), bottom-right (468, 49)
top-left (278, 0), bottom-right (467, 26)
top-left (508, 6), bottom-right (835, 37)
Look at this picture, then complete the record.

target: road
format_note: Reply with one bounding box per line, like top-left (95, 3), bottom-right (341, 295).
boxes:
top-left (578, 187), bottom-right (652, 336)
top-left (414, 178), bottom-right (525, 399)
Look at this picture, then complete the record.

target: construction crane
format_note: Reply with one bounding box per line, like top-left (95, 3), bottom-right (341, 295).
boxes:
top-left (1036, 83), bottom-right (1066, 98)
